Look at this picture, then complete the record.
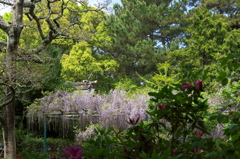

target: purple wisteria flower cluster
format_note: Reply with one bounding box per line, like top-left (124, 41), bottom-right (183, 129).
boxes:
top-left (99, 89), bottom-right (149, 130)
top-left (27, 89), bottom-right (150, 132)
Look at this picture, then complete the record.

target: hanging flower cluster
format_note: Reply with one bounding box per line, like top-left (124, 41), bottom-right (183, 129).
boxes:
top-left (27, 89), bottom-right (150, 130)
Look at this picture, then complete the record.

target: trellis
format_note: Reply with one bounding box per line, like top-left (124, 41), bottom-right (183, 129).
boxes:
top-left (27, 82), bottom-right (150, 156)
top-left (42, 80), bottom-right (97, 155)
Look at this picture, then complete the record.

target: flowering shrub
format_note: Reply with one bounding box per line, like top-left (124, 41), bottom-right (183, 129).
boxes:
top-left (27, 89), bottom-right (149, 134)
top-left (80, 80), bottom-right (213, 158)
top-left (137, 80), bottom-right (210, 157)
top-left (81, 79), bottom-right (240, 158)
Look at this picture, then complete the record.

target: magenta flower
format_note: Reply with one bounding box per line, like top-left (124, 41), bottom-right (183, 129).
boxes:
top-left (192, 148), bottom-right (202, 153)
top-left (195, 80), bottom-right (203, 92)
top-left (182, 82), bottom-right (193, 91)
top-left (158, 103), bottom-right (165, 109)
top-left (195, 130), bottom-right (203, 137)
top-left (62, 145), bottom-right (83, 159)
top-left (129, 117), bottom-right (140, 125)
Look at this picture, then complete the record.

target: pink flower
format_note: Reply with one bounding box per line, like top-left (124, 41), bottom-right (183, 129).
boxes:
top-left (129, 117), bottom-right (140, 125)
top-left (158, 103), bottom-right (165, 109)
top-left (192, 148), bottom-right (202, 153)
top-left (182, 82), bottom-right (193, 91)
top-left (195, 80), bottom-right (203, 92)
top-left (195, 130), bottom-right (203, 137)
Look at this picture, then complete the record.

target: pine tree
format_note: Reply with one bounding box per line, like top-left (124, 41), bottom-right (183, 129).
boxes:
top-left (103, 0), bottom-right (188, 83)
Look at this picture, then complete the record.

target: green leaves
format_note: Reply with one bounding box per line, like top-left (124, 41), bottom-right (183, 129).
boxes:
top-left (209, 112), bottom-right (229, 124)
top-left (61, 41), bottom-right (118, 81)
top-left (170, 5), bottom-right (240, 91)
top-left (217, 71), bottom-right (228, 86)
top-left (104, 0), bottom-right (187, 82)
top-left (221, 78), bottom-right (229, 86)
top-left (147, 81), bottom-right (209, 157)
top-left (217, 53), bottom-right (240, 86)
top-left (140, 148), bottom-right (171, 159)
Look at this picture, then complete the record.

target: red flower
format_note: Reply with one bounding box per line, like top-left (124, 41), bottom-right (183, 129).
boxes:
top-left (192, 148), bottom-right (202, 153)
top-left (129, 117), bottom-right (140, 125)
top-left (158, 103), bottom-right (165, 109)
top-left (195, 80), bottom-right (203, 92)
top-left (182, 82), bottom-right (193, 91)
top-left (195, 130), bottom-right (203, 137)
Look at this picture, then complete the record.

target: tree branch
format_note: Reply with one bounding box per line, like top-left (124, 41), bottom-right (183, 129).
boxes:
top-left (0, 0), bottom-right (13, 6)
top-left (29, 30), bottom-right (56, 53)
top-left (16, 52), bottom-right (43, 63)
top-left (63, 6), bottom-right (101, 12)
top-left (0, 83), bottom-right (15, 109)
top-left (26, 2), bottom-right (45, 40)
top-left (22, 1), bottom-right (34, 8)
top-left (0, 15), bottom-right (10, 33)
top-left (24, 0), bottom-right (106, 54)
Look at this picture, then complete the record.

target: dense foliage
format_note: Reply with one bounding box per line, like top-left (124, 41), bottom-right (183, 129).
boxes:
top-left (0, 0), bottom-right (240, 158)
top-left (78, 80), bottom-right (240, 158)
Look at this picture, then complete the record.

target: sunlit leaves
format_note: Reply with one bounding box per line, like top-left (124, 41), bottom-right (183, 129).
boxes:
top-left (0, 12), bottom-right (12, 42)
top-left (61, 41), bottom-right (118, 81)
top-left (151, 61), bottom-right (180, 88)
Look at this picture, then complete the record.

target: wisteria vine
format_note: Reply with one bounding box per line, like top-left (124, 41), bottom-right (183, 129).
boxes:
top-left (27, 89), bottom-right (150, 131)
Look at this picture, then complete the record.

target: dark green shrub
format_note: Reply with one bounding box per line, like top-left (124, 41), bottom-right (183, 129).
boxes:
top-left (18, 135), bottom-right (74, 156)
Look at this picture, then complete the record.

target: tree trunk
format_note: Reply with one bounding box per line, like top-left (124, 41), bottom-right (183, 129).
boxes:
top-left (3, 43), bottom-right (17, 159)
top-left (2, 100), bottom-right (16, 159)
top-left (2, 0), bottom-right (23, 158)
top-left (3, 31), bottom-right (18, 159)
